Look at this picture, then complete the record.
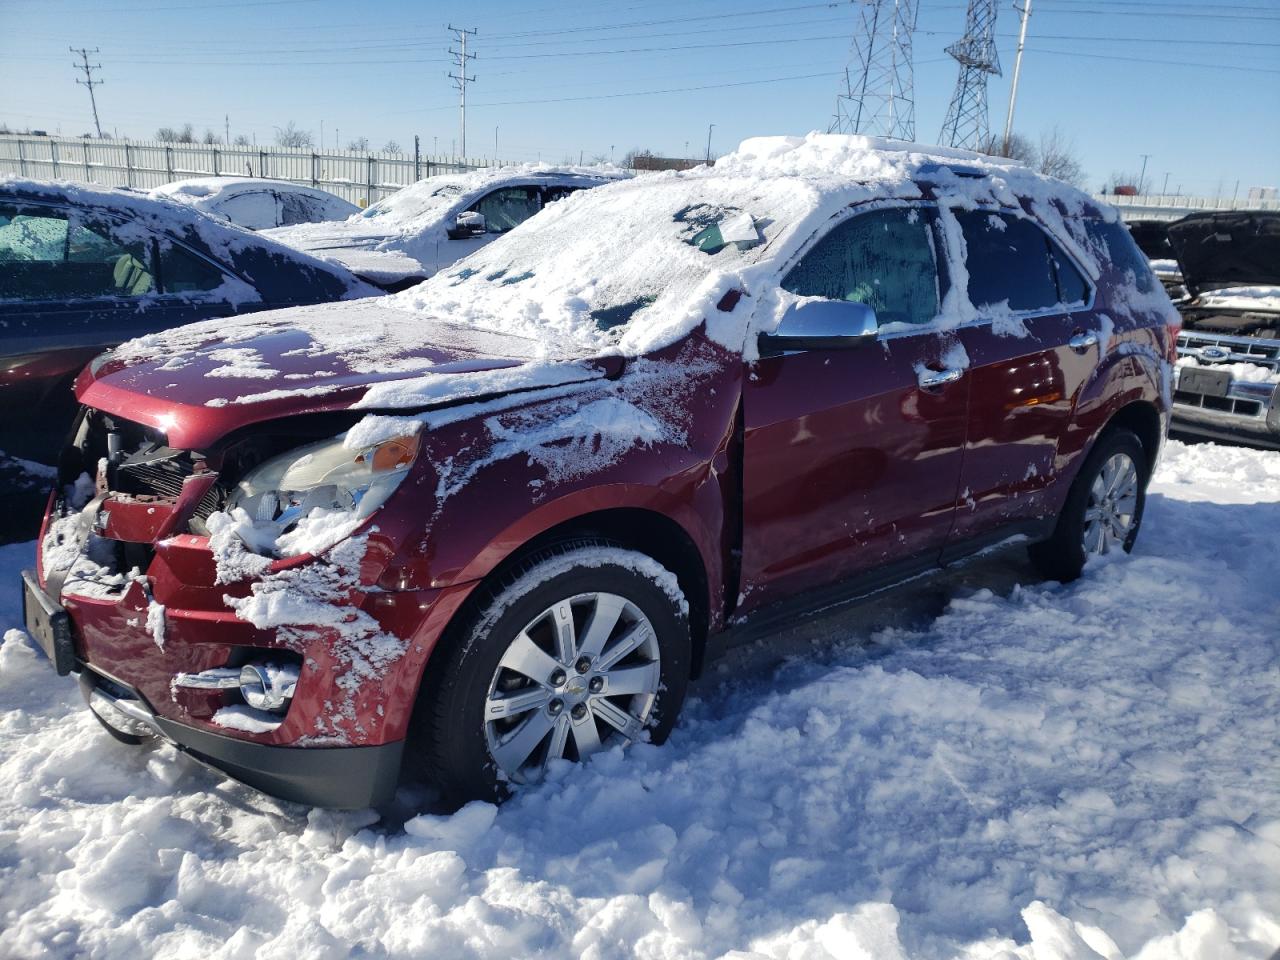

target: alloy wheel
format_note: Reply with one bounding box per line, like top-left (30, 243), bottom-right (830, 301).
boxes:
top-left (483, 591), bottom-right (661, 783)
top-left (1082, 452), bottom-right (1139, 556)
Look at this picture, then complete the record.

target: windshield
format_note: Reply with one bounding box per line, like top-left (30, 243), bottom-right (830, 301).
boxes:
top-left (389, 175), bottom-right (804, 356)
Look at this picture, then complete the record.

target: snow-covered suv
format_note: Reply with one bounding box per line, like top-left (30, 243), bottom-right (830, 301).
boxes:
top-left (24, 135), bottom-right (1177, 808)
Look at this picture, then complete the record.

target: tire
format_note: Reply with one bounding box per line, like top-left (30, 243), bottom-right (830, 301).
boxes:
top-left (1028, 426), bottom-right (1149, 583)
top-left (412, 539), bottom-right (692, 803)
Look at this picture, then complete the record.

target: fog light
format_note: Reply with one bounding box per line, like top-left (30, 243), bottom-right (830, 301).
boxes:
top-left (239, 662), bottom-right (300, 713)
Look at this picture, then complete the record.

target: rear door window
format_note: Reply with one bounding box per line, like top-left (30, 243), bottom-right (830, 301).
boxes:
top-left (957, 210), bottom-right (1061, 312)
top-left (0, 204), bottom-right (155, 301)
top-left (473, 187), bottom-right (543, 234)
top-left (279, 191), bottom-right (321, 226)
top-left (782, 206), bottom-right (942, 327)
top-left (157, 242), bottom-right (229, 294)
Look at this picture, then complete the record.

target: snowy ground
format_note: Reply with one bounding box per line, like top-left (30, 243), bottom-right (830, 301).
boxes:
top-left (1, 438), bottom-right (1277, 960)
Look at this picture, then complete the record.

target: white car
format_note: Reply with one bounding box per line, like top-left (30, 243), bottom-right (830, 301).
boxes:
top-left (262, 165), bottom-right (628, 291)
top-left (150, 177), bottom-right (360, 232)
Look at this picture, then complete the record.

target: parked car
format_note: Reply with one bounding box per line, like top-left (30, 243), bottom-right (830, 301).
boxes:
top-left (0, 177), bottom-right (378, 467)
top-left (1167, 211), bottom-right (1280, 449)
top-left (263, 165), bottom-right (627, 291)
top-left (150, 177), bottom-right (360, 232)
top-left (1125, 218), bottom-right (1184, 297)
top-left (24, 135), bottom-right (1175, 809)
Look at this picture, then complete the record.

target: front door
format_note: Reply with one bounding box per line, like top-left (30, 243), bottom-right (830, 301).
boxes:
top-left (738, 204), bottom-right (970, 615)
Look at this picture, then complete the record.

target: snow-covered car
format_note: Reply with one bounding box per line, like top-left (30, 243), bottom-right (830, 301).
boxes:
top-left (262, 165), bottom-right (627, 290)
top-left (1167, 211), bottom-right (1280, 450)
top-left (24, 134), bottom-right (1176, 809)
top-left (150, 177), bottom-right (360, 231)
top-left (0, 177), bottom-right (378, 469)
top-left (1126, 218), bottom-right (1184, 297)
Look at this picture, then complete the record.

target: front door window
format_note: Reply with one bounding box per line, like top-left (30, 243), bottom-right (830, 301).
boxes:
top-left (0, 204), bottom-right (155, 301)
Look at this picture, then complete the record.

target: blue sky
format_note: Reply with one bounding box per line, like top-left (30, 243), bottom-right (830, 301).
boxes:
top-left (2, 0), bottom-right (1277, 195)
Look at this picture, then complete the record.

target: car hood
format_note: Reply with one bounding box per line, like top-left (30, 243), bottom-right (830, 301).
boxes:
top-left (1168, 212), bottom-right (1280, 296)
top-left (79, 301), bottom-right (616, 449)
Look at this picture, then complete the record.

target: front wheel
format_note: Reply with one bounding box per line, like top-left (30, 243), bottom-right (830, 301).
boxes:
top-left (413, 541), bottom-right (692, 802)
top-left (1028, 427), bottom-right (1149, 582)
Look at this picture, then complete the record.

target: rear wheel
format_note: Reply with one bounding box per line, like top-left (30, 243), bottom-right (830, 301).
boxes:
top-left (1029, 427), bottom-right (1148, 582)
top-left (413, 541), bottom-right (691, 802)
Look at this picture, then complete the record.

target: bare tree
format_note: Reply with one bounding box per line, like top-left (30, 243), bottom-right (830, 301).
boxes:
top-left (347, 136), bottom-right (369, 151)
top-left (233, 134), bottom-right (251, 146)
top-left (382, 139), bottom-right (401, 153)
top-left (1037, 127), bottom-right (1085, 187)
top-left (202, 129), bottom-right (221, 145)
top-left (980, 131), bottom-right (1037, 164)
top-left (275, 121), bottom-right (313, 148)
top-left (155, 126), bottom-right (178, 142)
top-left (176, 123), bottom-right (196, 143)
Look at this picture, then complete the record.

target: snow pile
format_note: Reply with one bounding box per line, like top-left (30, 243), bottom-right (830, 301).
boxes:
top-left (1, 440), bottom-right (1277, 958)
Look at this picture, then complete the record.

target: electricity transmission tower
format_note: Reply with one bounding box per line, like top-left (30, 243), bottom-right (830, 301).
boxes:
top-left (70, 46), bottom-right (104, 138)
top-left (448, 25), bottom-right (476, 159)
top-left (829, 0), bottom-right (919, 142)
top-left (939, 0), bottom-right (1001, 150)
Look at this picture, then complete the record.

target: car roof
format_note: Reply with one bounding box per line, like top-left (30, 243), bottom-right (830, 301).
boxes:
top-left (151, 176), bottom-right (348, 201)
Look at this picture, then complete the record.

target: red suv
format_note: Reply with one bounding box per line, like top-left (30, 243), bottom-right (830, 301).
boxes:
top-left (23, 136), bottom-right (1177, 808)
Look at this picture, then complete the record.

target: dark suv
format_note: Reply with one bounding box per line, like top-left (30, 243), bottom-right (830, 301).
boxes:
top-left (24, 137), bottom-right (1177, 808)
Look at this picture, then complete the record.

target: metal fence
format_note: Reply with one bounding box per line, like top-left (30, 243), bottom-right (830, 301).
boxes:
top-left (0, 134), bottom-right (508, 205)
top-left (1100, 192), bottom-right (1280, 221)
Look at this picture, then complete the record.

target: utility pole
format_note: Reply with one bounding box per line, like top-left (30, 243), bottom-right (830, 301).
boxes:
top-left (1162, 171), bottom-right (1170, 195)
top-left (70, 47), bottom-right (104, 138)
top-left (448, 25), bottom-right (477, 160)
top-left (1138, 153), bottom-right (1151, 194)
top-left (1001, 0), bottom-right (1031, 155)
top-left (494, 125), bottom-right (499, 161)
top-left (225, 114), bottom-right (230, 146)
top-left (705, 123), bottom-right (715, 163)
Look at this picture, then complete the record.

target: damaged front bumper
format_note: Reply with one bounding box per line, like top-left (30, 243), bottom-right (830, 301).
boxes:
top-left (78, 665), bottom-right (404, 808)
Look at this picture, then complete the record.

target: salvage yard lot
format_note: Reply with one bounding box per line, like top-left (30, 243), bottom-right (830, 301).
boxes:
top-left (1, 436), bottom-right (1277, 960)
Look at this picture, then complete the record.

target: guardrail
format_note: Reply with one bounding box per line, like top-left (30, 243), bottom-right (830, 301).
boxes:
top-left (1100, 193), bottom-right (1280, 221)
top-left (0, 134), bottom-right (507, 205)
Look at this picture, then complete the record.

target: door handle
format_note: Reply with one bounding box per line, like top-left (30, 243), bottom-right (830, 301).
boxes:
top-left (1068, 330), bottom-right (1099, 354)
top-left (916, 366), bottom-right (964, 389)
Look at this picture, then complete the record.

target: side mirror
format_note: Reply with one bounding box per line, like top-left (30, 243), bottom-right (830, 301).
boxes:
top-left (757, 299), bottom-right (878, 356)
top-left (447, 210), bottom-right (486, 239)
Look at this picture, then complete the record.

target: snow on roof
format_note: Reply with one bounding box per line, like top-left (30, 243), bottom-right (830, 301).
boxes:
top-left (385, 132), bottom-right (1112, 360)
top-left (1, 175), bottom-right (372, 294)
top-left (151, 176), bottom-right (355, 203)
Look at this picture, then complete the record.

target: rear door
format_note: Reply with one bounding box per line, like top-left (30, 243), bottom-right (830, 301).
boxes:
top-left (948, 207), bottom-right (1098, 548)
top-left (738, 203), bottom-right (970, 613)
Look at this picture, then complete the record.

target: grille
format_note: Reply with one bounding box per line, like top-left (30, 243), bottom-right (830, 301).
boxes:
top-left (1178, 333), bottom-right (1280, 370)
top-left (114, 455), bottom-right (196, 499)
top-left (1174, 390), bottom-right (1265, 419)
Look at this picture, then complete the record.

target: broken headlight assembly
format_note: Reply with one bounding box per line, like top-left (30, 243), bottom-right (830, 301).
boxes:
top-left (226, 431), bottom-right (421, 549)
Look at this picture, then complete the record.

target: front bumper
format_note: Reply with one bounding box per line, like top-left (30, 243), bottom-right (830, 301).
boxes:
top-left (79, 666), bottom-right (405, 808)
top-left (1171, 367), bottom-right (1280, 450)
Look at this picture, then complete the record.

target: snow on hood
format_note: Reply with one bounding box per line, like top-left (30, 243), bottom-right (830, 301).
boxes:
top-left (262, 164), bottom-right (626, 280)
top-left (87, 301), bottom-right (611, 447)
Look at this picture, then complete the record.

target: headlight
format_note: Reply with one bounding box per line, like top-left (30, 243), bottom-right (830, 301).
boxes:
top-left (226, 430), bottom-right (420, 553)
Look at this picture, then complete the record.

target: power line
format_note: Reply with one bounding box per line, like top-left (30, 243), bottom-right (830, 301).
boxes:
top-left (69, 46), bottom-right (104, 138)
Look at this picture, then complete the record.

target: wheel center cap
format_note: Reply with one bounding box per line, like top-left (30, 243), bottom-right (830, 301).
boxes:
top-left (564, 676), bottom-right (588, 697)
